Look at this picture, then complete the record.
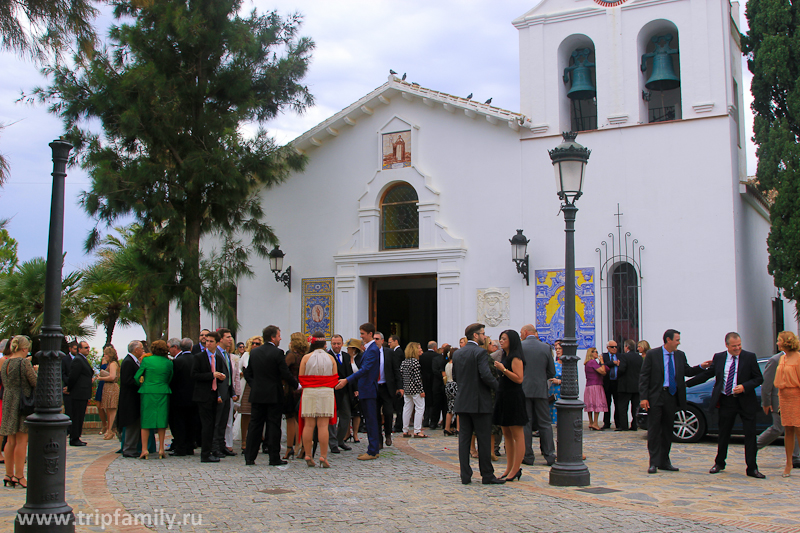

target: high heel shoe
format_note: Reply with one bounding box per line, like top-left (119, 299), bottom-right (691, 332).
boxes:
top-left (443, 429), bottom-right (456, 436)
top-left (103, 432), bottom-right (115, 440)
top-left (305, 456), bottom-right (315, 467)
top-left (283, 447), bottom-right (295, 460)
top-left (139, 452), bottom-right (149, 460)
top-left (158, 451), bottom-right (166, 459)
top-left (319, 457), bottom-right (330, 468)
top-left (13, 476), bottom-right (26, 488)
top-left (3, 475), bottom-right (16, 488)
top-left (509, 469), bottom-right (522, 481)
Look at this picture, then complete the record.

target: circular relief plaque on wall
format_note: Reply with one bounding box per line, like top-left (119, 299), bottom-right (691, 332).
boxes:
top-left (593, 0), bottom-right (628, 6)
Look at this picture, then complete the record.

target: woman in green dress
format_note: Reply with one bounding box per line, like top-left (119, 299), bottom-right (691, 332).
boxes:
top-left (134, 339), bottom-right (173, 459)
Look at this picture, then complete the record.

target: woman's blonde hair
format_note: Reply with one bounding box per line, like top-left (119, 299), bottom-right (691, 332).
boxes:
top-left (289, 332), bottom-right (308, 354)
top-left (779, 331), bottom-right (800, 352)
top-left (637, 340), bottom-right (651, 353)
top-left (405, 342), bottom-right (421, 359)
top-left (244, 336), bottom-right (263, 352)
top-left (584, 347), bottom-right (598, 365)
top-left (10, 335), bottom-right (31, 353)
top-left (103, 345), bottom-right (119, 364)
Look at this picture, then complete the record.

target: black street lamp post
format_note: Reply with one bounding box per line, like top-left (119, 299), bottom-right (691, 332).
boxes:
top-left (548, 132), bottom-right (591, 487)
top-left (16, 140), bottom-right (75, 532)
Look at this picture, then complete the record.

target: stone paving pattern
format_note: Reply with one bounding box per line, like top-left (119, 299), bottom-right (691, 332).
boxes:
top-left (1, 423), bottom-right (798, 532)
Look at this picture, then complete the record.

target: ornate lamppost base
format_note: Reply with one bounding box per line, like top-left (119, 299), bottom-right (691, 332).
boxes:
top-left (549, 399), bottom-right (590, 487)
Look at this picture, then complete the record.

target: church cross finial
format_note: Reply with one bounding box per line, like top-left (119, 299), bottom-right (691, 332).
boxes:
top-left (614, 203), bottom-right (623, 228)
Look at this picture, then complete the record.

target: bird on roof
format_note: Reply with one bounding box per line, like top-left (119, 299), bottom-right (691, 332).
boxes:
top-left (402, 73), bottom-right (407, 81)
top-left (412, 82), bottom-right (420, 86)
top-left (466, 93), bottom-right (473, 100)
top-left (390, 69), bottom-right (397, 75)
top-left (484, 97), bottom-right (493, 105)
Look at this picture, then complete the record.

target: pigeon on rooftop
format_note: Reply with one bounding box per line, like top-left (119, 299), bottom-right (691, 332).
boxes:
top-left (466, 93), bottom-right (473, 100)
top-left (412, 82), bottom-right (420, 86)
top-left (390, 69), bottom-right (397, 75)
top-left (402, 73), bottom-right (407, 81)
top-left (484, 97), bottom-right (493, 105)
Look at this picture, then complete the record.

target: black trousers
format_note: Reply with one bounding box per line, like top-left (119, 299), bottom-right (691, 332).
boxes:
top-left (457, 412), bottom-right (494, 483)
top-left (430, 385), bottom-right (447, 428)
top-left (421, 379), bottom-right (433, 426)
top-left (646, 389), bottom-right (677, 467)
top-left (393, 393), bottom-right (405, 432)
top-left (246, 402), bottom-right (282, 464)
top-left (616, 392), bottom-right (640, 430)
top-left (169, 403), bottom-right (198, 454)
top-left (69, 399), bottom-right (88, 443)
top-left (377, 384), bottom-right (394, 439)
top-left (212, 396), bottom-right (231, 452)
top-left (603, 380), bottom-right (620, 427)
top-left (715, 395), bottom-right (758, 473)
top-left (63, 393), bottom-right (72, 436)
top-left (196, 399), bottom-right (218, 459)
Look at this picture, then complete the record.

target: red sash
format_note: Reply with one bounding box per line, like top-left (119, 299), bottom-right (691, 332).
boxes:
top-left (297, 374), bottom-right (338, 437)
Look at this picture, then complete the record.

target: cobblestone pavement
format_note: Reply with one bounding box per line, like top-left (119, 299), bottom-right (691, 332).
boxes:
top-left (1, 424), bottom-right (797, 532)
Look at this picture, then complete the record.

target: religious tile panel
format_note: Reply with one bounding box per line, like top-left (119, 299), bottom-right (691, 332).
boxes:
top-left (534, 268), bottom-right (595, 348)
top-left (382, 130), bottom-right (411, 169)
top-left (477, 287), bottom-right (510, 328)
top-left (302, 277), bottom-right (334, 339)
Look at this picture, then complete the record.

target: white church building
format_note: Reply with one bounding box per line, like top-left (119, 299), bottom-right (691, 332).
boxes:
top-left (176, 0), bottom-right (796, 362)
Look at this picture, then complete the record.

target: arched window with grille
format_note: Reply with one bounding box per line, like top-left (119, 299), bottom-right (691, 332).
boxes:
top-left (381, 183), bottom-right (419, 250)
top-left (610, 262), bottom-right (639, 344)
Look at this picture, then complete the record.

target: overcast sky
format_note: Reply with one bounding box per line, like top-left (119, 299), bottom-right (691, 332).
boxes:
top-left (0, 0), bottom-right (756, 350)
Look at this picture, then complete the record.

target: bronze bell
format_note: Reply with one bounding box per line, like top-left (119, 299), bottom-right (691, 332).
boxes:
top-left (564, 48), bottom-right (596, 100)
top-left (641, 34), bottom-right (680, 91)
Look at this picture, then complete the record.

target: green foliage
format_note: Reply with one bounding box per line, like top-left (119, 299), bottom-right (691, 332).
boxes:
top-left (81, 261), bottom-right (134, 346)
top-left (744, 0), bottom-right (800, 308)
top-left (0, 0), bottom-right (98, 62)
top-left (33, 0), bottom-right (314, 339)
top-left (0, 257), bottom-right (91, 342)
top-left (0, 225), bottom-right (19, 275)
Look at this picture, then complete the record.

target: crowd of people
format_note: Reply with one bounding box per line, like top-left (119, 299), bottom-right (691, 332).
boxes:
top-left (1, 323), bottom-right (800, 486)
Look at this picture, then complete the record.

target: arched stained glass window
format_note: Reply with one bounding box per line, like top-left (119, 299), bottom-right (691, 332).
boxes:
top-left (381, 183), bottom-right (419, 250)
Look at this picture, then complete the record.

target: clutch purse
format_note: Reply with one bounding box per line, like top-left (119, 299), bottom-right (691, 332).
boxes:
top-left (99, 369), bottom-right (110, 378)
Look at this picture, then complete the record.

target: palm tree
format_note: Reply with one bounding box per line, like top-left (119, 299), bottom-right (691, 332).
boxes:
top-left (81, 263), bottom-right (134, 346)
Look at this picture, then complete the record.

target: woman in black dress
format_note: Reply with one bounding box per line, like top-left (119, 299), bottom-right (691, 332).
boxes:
top-left (492, 329), bottom-right (528, 481)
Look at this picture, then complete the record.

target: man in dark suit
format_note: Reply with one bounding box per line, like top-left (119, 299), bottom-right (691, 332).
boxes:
top-left (328, 334), bottom-right (353, 451)
top-left (639, 329), bottom-right (703, 473)
top-left (67, 341), bottom-right (94, 446)
top-left (118, 341), bottom-right (143, 457)
top-left (337, 323), bottom-right (381, 460)
top-left (61, 340), bottom-right (78, 437)
top-left (685, 332), bottom-right (765, 477)
top-left (374, 332), bottom-right (399, 448)
top-left (192, 331), bottom-right (227, 463)
top-left (212, 328), bottom-right (237, 458)
top-left (419, 342), bottom-right (438, 428)
top-left (430, 344), bottom-right (449, 435)
top-left (453, 323), bottom-right (503, 485)
top-left (169, 337), bottom-right (197, 456)
top-left (387, 335), bottom-right (405, 433)
top-left (617, 339), bottom-right (643, 431)
top-left (244, 325), bottom-right (297, 466)
top-left (602, 340), bottom-right (621, 429)
top-left (519, 324), bottom-right (556, 465)
top-left (191, 329), bottom-right (211, 355)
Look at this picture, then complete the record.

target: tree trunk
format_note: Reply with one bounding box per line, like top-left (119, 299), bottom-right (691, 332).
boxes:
top-left (181, 212), bottom-right (202, 341)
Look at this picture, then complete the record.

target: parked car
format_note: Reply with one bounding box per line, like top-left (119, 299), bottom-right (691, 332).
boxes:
top-left (636, 357), bottom-right (773, 443)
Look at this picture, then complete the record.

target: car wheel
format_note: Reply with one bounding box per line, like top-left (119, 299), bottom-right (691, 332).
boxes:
top-left (672, 405), bottom-right (706, 443)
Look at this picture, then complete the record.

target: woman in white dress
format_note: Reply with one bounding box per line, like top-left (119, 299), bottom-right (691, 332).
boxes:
top-left (298, 334), bottom-right (339, 468)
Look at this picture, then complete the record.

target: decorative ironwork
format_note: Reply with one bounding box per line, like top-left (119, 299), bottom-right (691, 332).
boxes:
top-left (649, 105), bottom-right (676, 123)
top-left (381, 183), bottom-right (419, 250)
top-left (595, 204), bottom-right (644, 349)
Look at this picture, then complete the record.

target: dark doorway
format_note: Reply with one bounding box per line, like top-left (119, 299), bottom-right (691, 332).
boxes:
top-left (370, 276), bottom-right (437, 348)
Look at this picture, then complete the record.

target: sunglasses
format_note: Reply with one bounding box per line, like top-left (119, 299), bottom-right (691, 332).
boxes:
top-left (252, 342), bottom-right (262, 346)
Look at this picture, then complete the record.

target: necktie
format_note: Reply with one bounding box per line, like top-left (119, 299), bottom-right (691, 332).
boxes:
top-left (668, 353), bottom-right (676, 396)
top-left (223, 351), bottom-right (231, 385)
top-left (335, 352), bottom-right (342, 364)
top-left (725, 356), bottom-right (737, 395)
top-left (379, 350), bottom-right (384, 382)
top-left (209, 352), bottom-right (217, 391)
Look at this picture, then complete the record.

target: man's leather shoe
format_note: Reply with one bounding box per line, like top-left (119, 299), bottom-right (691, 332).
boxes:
top-left (170, 451), bottom-right (187, 457)
top-left (601, 425), bottom-right (611, 430)
top-left (269, 459), bottom-right (288, 466)
top-left (122, 453), bottom-right (138, 458)
top-left (482, 477), bottom-right (506, 485)
top-left (793, 460), bottom-right (800, 469)
top-left (339, 443), bottom-right (352, 451)
top-left (245, 461), bottom-right (256, 466)
top-left (521, 459), bottom-right (535, 466)
top-left (201, 456), bottom-right (220, 463)
top-left (659, 464), bottom-right (679, 472)
top-left (211, 451), bottom-right (224, 458)
top-left (747, 470), bottom-right (766, 479)
top-left (385, 435), bottom-right (392, 446)
top-left (614, 428), bottom-right (627, 432)
top-left (709, 464), bottom-right (724, 474)
top-left (69, 441), bottom-right (87, 447)
top-left (647, 465), bottom-right (657, 474)
top-left (222, 448), bottom-right (236, 457)
top-left (357, 453), bottom-right (378, 460)
top-left (545, 455), bottom-right (556, 466)
top-left (462, 479), bottom-right (472, 485)
top-left (330, 447), bottom-right (340, 454)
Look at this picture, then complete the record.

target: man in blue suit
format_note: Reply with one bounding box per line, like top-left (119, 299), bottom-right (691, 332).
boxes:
top-left (337, 322), bottom-right (380, 460)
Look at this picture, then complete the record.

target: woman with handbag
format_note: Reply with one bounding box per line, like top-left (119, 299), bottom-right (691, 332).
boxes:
top-left (1, 336), bottom-right (37, 488)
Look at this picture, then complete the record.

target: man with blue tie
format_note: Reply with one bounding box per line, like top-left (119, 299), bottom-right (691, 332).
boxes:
top-left (602, 341), bottom-right (621, 430)
top-left (213, 328), bottom-right (237, 458)
top-left (336, 323), bottom-right (381, 460)
top-left (686, 332), bottom-right (765, 478)
top-left (328, 334), bottom-right (353, 452)
top-left (639, 329), bottom-right (703, 474)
